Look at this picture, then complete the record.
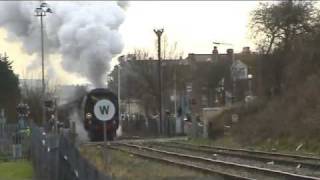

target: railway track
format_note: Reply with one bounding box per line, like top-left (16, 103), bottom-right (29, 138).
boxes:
top-left (142, 142), bottom-right (320, 178)
top-left (110, 142), bottom-right (320, 180)
top-left (80, 136), bottom-right (188, 146)
top-left (184, 142), bottom-right (320, 160)
top-left (168, 142), bottom-right (320, 169)
top-left (150, 142), bottom-right (320, 171)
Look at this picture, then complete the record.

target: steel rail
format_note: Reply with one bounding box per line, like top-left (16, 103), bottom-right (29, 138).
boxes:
top-left (148, 142), bottom-right (320, 170)
top-left (173, 142), bottom-right (320, 166)
top-left (109, 145), bottom-right (253, 180)
top-left (114, 142), bottom-right (320, 180)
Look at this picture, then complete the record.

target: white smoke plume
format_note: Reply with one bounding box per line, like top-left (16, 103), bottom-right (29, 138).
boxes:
top-left (0, 1), bottom-right (126, 88)
top-left (70, 109), bottom-right (89, 142)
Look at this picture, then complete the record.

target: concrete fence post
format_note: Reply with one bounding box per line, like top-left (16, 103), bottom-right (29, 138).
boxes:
top-left (70, 121), bottom-right (77, 144)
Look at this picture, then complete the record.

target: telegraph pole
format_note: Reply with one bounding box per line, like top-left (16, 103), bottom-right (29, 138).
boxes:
top-left (154, 29), bottom-right (164, 135)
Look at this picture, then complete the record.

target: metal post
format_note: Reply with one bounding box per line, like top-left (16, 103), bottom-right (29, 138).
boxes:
top-left (232, 80), bottom-right (236, 103)
top-left (71, 121), bottom-right (76, 144)
top-left (103, 121), bottom-right (107, 166)
top-left (118, 66), bottom-right (121, 136)
top-left (103, 121), bottom-right (110, 168)
top-left (158, 31), bottom-right (162, 136)
top-left (248, 74), bottom-right (253, 96)
top-left (154, 29), bottom-right (164, 136)
top-left (40, 15), bottom-right (45, 97)
top-left (104, 122), bottom-right (107, 144)
top-left (191, 95), bottom-right (197, 138)
top-left (40, 15), bottom-right (46, 127)
top-left (173, 66), bottom-right (177, 135)
top-left (232, 52), bottom-right (236, 103)
top-left (54, 98), bottom-right (58, 134)
top-left (35, 3), bottom-right (52, 127)
top-left (249, 79), bottom-right (252, 95)
top-left (189, 62), bottom-right (197, 137)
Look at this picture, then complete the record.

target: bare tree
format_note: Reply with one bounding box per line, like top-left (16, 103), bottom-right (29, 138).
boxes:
top-left (250, 1), bottom-right (318, 54)
top-left (132, 48), bottom-right (153, 60)
top-left (20, 74), bottom-right (58, 124)
top-left (161, 34), bottom-right (184, 59)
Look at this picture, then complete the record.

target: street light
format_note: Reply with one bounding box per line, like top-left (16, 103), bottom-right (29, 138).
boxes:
top-left (248, 74), bottom-right (253, 96)
top-left (35, 2), bottom-right (52, 126)
top-left (153, 28), bottom-right (164, 135)
top-left (117, 65), bottom-right (122, 136)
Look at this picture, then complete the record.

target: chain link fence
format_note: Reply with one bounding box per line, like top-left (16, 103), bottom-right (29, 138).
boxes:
top-left (31, 124), bottom-right (111, 180)
top-left (0, 123), bottom-right (31, 160)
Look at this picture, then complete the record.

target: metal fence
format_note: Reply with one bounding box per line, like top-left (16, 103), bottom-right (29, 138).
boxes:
top-left (122, 115), bottom-right (178, 137)
top-left (0, 123), bottom-right (30, 160)
top-left (31, 124), bottom-right (111, 180)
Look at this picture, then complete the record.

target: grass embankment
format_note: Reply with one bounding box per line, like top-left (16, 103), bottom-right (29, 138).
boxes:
top-left (198, 39), bottom-right (320, 153)
top-left (80, 145), bottom-right (212, 180)
top-left (0, 160), bottom-right (33, 180)
top-left (202, 75), bottom-right (320, 156)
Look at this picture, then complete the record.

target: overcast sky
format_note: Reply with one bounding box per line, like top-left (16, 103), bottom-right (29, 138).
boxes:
top-left (120, 1), bottom-right (259, 55)
top-left (0, 1), bottom-right (260, 85)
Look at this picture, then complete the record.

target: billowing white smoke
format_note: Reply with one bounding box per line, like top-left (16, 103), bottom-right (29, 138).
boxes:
top-left (69, 109), bottom-right (89, 142)
top-left (0, 1), bottom-right (126, 88)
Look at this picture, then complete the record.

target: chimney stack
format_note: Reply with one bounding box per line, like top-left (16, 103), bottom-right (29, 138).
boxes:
top-left (227, 49), bottom-right (235, 61)
top-left (226, 48), bottom-right (233, 54)
top-left (242, 47), bottom-right (250, 54)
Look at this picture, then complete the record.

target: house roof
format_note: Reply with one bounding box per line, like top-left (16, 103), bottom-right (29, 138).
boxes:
top-left (186, 53), bottom-right (237, 62)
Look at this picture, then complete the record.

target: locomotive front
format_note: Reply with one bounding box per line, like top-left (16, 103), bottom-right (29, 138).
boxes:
top-left (82, 88), bottom-right (119, 141)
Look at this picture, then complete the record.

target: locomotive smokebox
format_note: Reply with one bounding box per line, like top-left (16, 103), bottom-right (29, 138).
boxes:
top-left (82, 88), bottom-right (119, 141)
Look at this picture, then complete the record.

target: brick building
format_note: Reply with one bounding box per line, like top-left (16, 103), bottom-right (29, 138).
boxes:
top-left (108, 46), bottom-right (257, 118)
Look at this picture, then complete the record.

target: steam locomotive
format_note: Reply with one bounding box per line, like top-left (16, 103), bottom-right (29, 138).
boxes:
top-left (58, 88), bottom-right (119, 141)
top-left (82, 88), bottom-right (119, 141)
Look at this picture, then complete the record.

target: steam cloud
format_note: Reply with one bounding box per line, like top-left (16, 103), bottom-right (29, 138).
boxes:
top-left (0, 1), bottom-right (126, 87)
top-left (70, 109), bottom-right (89, 142)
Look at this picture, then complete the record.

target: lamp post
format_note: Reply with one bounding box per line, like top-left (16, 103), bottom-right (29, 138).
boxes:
top-left (35, 2), bottom-right (52, 126)
top-left (153, 28), bottom-right (164, 136)
top-left (173, 65), bottom-right (177, 133)
top-left (117, 65), bottom-right (122, 136)
top-left (248, 74), bottom-right (253, 96)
